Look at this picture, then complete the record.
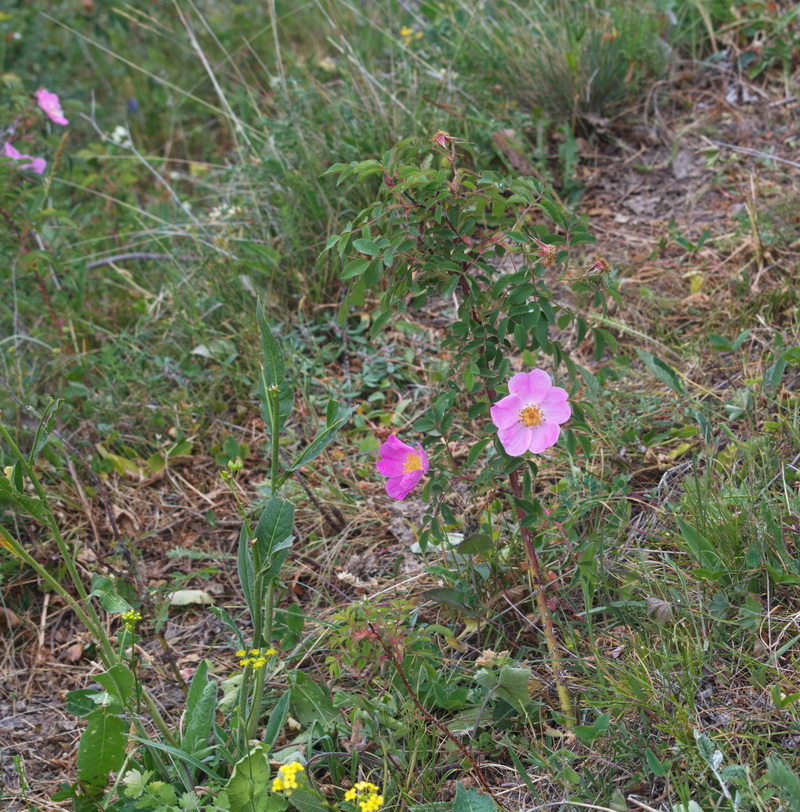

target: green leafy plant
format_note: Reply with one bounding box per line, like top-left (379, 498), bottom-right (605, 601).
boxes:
top-left (327, 131), bottom-right (616, 726)
top-left (1, 300), bottom-right (355, 809)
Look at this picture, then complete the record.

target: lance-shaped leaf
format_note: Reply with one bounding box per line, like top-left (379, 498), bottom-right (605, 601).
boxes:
top-left (28, 398), bottom-right (62, 463)
top-left (256, 301), bottom-right (293, 434)
top-left (182, 661), bottom-right (217, 757)
top-left (237, 525), bottom-right (255, 618)
top-left (254, 497), bottom-right (295, 564)
top-left (280, 400), bottom-right (353, 482)
top-left (256, 299), bottom-right (285, 388)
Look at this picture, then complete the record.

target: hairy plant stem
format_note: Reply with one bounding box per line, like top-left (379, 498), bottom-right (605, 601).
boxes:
top-left (509, 468), bottom-right (574, 727)
top-left (245, 387), bottom-right (281, 740)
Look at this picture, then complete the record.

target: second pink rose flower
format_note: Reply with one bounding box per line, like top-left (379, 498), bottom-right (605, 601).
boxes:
top-left (35, 88), bottom-right (68, 126)
top-left (376, 434), bottom-right (429, 500)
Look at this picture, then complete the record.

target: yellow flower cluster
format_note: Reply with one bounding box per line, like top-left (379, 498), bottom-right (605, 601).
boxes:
top-left (271, 761), bottom-right (304, 795)
top-left (236, 647), bottom-right (277, 669)
top-left (121, 609), bottom-right (142, 632)
top-left (345, 781), bottom-right (385, 812)
top-left (399, 25), bottom-right (422, 46)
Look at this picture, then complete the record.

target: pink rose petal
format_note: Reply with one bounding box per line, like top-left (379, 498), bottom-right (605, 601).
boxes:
top-left (497, 424), bottom-right (531, 456)
top-left (508, 369), bottom-right (552, 402)
top-left (489, 392), bottom-right (523, 429)
top-left (540, 386), bottom-right (571, 423)
top-left (528, 421), bottom-right (560, 454)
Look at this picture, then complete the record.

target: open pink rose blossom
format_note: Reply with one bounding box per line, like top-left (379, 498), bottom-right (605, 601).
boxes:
top-left (35, 88), bottom-right (68, 126)
top-left (490, 369), bottom-right (571, 456)
top-left (3, 142), bottom-right (46, 174)
top-left (377, 434), bottom-right (429, 500)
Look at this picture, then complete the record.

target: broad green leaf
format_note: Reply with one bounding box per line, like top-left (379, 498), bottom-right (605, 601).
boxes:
top-left (287, 788), bottom-right (327, 812)
top-left (66, 689), bottom-right (103, 718)
top-left (289, 671), bottom-right (338, 728)
top-left (341, 258), bottom-right (370, 279)
top-left (467, 438), bottom-right (492, 466)
top-left (226, 744), bottom-right (286, 812)
top-left (766, 756), bottom-right (800, 810)
top-left (185, 660), bottom-right (210, 719)
top-left (677, 519), bottom-right (722, 572)
top-left (352, 238), bottom-right (380, 256)
top-left (90, 575), bottom-right (133, 614)
top-left (94, 664), bottom-right (135, 705)
top-left (496, 665), bottom-right (532, 709)
top-left (452, 782), bottom-right (496, 812)
top-left (422, 587), bottom-right (474, 613)
top-left (645, 747), bottom-right (671, 777)
top-left (455, 534), bottom-right (493, 555)
top-left (256, 301), bottom-right (285, 389)
top-left (77, 707), bottom-right (128, 788)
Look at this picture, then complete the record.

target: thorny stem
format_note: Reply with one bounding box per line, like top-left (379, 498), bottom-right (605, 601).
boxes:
top-left (509, 469), bottom-right (575, 727)
top-left (368, 622), bottom-right (510, 811)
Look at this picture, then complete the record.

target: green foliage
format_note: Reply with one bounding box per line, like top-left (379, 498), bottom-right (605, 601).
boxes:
top-left (328, 133), bottom-right (612, 551)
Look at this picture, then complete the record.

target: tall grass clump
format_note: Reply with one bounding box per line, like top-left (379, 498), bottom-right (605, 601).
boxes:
top-left (454, 0), bottom-right (671, 126)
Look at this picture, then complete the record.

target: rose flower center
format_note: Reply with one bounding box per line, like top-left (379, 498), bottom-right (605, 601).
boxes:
top-left (403, 453), bottom-right (423, 473)
top-left (518, 404), bottom-right (545, 428)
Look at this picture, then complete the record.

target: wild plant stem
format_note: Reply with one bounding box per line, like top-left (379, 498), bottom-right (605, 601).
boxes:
top-left (509, 468), bottom-right (575, 727)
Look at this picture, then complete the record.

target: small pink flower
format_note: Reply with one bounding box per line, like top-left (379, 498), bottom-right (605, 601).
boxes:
top-left (3, 142), bottom-right (47, 174)
top-left (377, 434), bottom-right (429, 500)
top-left (24, 156), bottom-right (47, 174)
top-left (490, 369), bottom-right (571, 456)
top-left (35, 88), bottom-right (68, 126)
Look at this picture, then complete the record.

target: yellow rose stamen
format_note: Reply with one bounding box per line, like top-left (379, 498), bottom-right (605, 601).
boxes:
top-left (518, 404), bottom-right (545, 428)
top-left (402, 453), bottom-right (423, 473)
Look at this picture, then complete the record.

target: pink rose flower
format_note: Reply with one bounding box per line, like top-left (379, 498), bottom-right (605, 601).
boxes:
top-left (376, 434), bottom-right (429, 500)
top-left (3, 141), bottom-right (47, 174)
top-left (490, 369), bottom-right (571, 456)
top-left (35, 88), bottom-right (68, 126)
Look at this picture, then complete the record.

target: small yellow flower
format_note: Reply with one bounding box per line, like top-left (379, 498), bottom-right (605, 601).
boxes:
top-left (399, 25), bottom-right (423, 46)
top-left (265, 648), bottom-right (277, 656)
top-left (345, 781), bottom-right (384, 812)
top-left (121, 609), bottom-right (142, 632)
top-left (249, 648), bottom-right (261, 655)
top-left (252, 657), bottom-right (267, 669)
top-left (271, 761), bottom-right (304, 795)
top-left (235, 649), bottom-right (246, 658)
